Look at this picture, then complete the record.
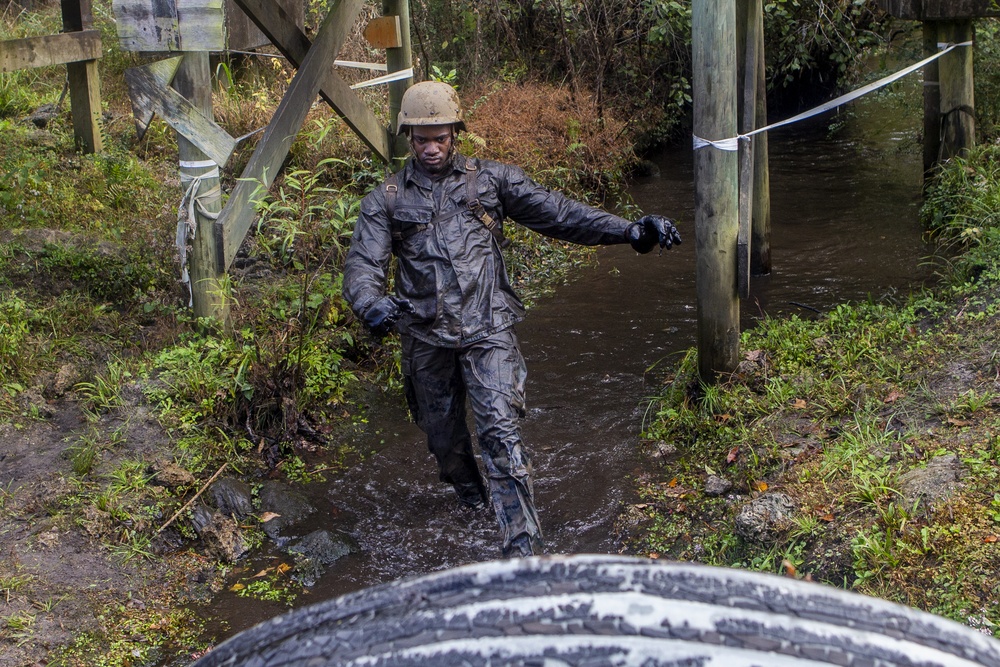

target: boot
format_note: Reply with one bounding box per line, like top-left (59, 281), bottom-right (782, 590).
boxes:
top-left (453, 481), bottom-right (488, 510)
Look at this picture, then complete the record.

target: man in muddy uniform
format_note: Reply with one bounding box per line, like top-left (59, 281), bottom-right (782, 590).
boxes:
top-left (343, 81), bottom-right (681, 558)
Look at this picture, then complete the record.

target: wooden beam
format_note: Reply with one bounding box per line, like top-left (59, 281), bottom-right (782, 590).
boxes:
top-left (693, 0), bottom-right (740, 381)
top-left (175, 51), bottom-right (228, 323)
top-left (922, 21), bottom-right (941, 177)
top-left (62, 0), bottom-right (102, 154)
top-left (231, 0), bottom-right (391, 162)
top-left (0, 31), bottom-right (101, 72)
top-left (938, 20), bottom-right (975, 160)
top-left (383, 0), bottom-right (413, 158)
top-left (215, 0), bottom-right (365, 270)
top-left (749, 0), bottom-right (769, 277)
top-left (125, 61), bottom-right (236, 166)
top-left (127, 57), bottom-right (183, 140)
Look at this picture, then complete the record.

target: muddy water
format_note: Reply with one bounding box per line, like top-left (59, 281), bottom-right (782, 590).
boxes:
top-left (204, 108), bottom-right (931, 637)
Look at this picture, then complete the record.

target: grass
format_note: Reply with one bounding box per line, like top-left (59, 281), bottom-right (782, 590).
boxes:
top-left (629, 144), bottom-right (1000, 634)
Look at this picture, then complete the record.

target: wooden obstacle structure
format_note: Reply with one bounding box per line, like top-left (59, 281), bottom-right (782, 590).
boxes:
top-left (876, 0), bottom-right (994, 173)
top-left (113, 0), bottom-right (409, 321)
top-left (0, 0), bottom-right (103, 153)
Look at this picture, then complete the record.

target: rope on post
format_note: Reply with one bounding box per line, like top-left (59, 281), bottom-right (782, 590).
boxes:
top-left (693, 41), bottom-right (973, 151)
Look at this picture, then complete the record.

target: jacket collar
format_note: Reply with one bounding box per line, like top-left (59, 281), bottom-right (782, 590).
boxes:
top-left (403, 153), bottom-right (468, 190)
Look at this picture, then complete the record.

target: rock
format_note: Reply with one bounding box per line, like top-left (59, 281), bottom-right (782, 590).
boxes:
top-left (258, 481), bottom-right (316, 543)
top-left (208, 478), bottom-right (254, 520)
top-left (53, 363), bottom-right (79, 396)
top-left (196, 510), bottom-right (248, 562)
top-left (151, 460), bottom-right (196, 487)
top-left (289, 529), bottom-right (357, 565)
top-left (735, 493), bottom-right (796, 544)
top-left (27, 104), bottom-right (59, 129)
top-left (704, 475), bottom-right (732, 497)
top-left (650, 441), bottom-right (678, 460)
top-left (898, 454), bottom-right (964, 509)
top-left (289, 530), bottom-right (358, 587)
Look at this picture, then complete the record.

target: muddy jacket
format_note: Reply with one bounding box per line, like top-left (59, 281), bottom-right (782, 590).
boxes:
top-left (343, 153), bottom-right (633, 348)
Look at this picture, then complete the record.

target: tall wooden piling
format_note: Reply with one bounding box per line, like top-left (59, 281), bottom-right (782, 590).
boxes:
top-left (693, 0), bottom-right (740, 381)
top-left (922, 21), bottom-right (941, 176)
top-left (749, 0), bottom-right (770, 276)
top-left (938, 19), bottom-right (975, 160)
top-left (383, 0), bottom-right (413, 159)
top-left (174, 52), bottom-right (228, 324)
top-left (61, 0), bottom-right (103, 153)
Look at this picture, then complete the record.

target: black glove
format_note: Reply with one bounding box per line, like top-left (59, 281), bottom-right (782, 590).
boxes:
top-left (627, 215), bottom-right (682, 254)
top-left (363, 296), bottom-right (415, 338)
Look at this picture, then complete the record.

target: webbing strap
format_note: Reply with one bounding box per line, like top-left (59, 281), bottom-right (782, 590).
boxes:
top-left (465, 160), bottom-right (511, 249)
top-left (385, 161), bottom-right (511, 252)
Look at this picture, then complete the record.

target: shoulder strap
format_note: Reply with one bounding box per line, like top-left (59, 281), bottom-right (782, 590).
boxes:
top-left (464, 160), bottom-right (511, 249)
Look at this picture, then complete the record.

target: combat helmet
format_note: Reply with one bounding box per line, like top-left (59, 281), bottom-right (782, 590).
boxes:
top-left (396, 81), bottom-right (466, 135)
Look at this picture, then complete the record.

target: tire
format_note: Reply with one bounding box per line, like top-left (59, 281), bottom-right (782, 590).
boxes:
top-left (193, 554), bottom-right (1000, 666)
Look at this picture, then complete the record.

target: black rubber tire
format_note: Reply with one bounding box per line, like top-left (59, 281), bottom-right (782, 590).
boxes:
top-left (193, 554), bottom-right (1000, 666)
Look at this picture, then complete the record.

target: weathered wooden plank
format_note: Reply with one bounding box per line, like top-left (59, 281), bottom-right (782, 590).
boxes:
top-left (363, 15), bottom-right (401, 49)
top-left (62, 0), bottom-right (102, 153)
top-left (112, 0), bottom-right (225, 51)
top-left (875, 0), bottom-right (1000, 19)
top-left (0, 31), bottom-right (101, 72)
top-left (693, 0), bottom-right (740, 380)
top-left (215, 0), bottom-right (365, 270)
top-left (383, 0), bottom-right (413, 156)
top-left (127, 57), bottom-right (182, 140)
top-left (939, 20), bottom-right (975, 159)
top-left (174, 51), bottom-right (228, 323)
top-left (736, 0), bottom-right (758, 300)
top-left (231, 0), bottom-right (391, 161)
top-left (125, 62), bottom-right (236, 165)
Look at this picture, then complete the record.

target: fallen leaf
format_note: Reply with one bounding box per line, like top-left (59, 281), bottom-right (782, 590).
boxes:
top-left (253, 568), bottom-right (272, 578)
top-left (715, 413), bottom-right (732, 423)
top-left (726, 446), bottom-right (740, 464)
top-left (648, 552), bottom-right (660, 560)
top-left (884, 390), bottom-right (904, 404)
top-left (781, 558), bottom-right (797, 578)
top-left (633, 503), bottom-right (649, 509)
top-left (754, 481), bottom-right (768, 492)
top-left (259, 512), bottom-right (281, 523)
top-left (667, 477), bottom-right (678, 488)
top-left (276, 562), bottom-right (292, 575)
top-left (985, 535), bottom-right (999, 544)
top-left (947, 417), bottom-right (971, 427)
top-left (819, 513), bottom-right (835, 522)
top-left (792, 399), bottom-right (807, 409)
top-left (229, 583), bottom-right (245, 592)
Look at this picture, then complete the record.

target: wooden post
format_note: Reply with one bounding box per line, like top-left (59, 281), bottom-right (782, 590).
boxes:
top-left (383, 0), bottom-right (413, 159)
top-left (174, 52), bottom-right (228, 324)
top-left (922, 21), bottom-right (941, 176)
top-left (693, 0), bottom-right (740, 382)
top-left (61, 0), bottom-right (102, 153)
top-left (938, 19), bottom-right (975, 160)
top-left (750, 0), bottom-right (770, 276)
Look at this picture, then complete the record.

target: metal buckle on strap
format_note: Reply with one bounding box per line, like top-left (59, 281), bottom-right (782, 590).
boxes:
top-left (386, 184), bottom-right (398, 193)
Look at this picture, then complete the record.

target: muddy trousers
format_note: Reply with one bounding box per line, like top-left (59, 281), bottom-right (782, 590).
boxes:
top-left (401, 329), bottom-right (543, 557)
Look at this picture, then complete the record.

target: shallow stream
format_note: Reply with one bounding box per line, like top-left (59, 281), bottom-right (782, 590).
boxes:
top-left (203, 92), bottom-right (933, 638)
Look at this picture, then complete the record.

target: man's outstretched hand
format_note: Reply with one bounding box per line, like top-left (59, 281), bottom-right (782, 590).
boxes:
top-left (627, 215), bottom-right (682, 254)
top-left (363, 296), bottom-right (415, 339)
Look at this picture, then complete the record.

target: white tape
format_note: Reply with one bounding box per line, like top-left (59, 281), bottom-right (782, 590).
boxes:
top-left (179, 159), bottom-right (217, 169)
top-left (350, 67), bottom-right (414, 89)
top-left (180, 168), bottom-right (220, 180)
top-left (694, 42), bottom-right (973, 151)
top-left (335, 60), bottom-right (388, 71)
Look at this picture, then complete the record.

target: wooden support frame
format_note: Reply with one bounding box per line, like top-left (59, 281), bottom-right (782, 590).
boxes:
top-left (693, 0), bottom-right (740, 381)
top-left (231, 0), bottom-right (392, 162)
top-left (0, 0), bottom-right (103, 152)
top-left (213, 0), bottom-right (368, 271)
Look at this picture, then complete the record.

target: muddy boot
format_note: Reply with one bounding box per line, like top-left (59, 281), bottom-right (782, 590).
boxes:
top-left (503, 532), bottom-right (544, 558)
top-left (453, 480), bottom-right (488, 510)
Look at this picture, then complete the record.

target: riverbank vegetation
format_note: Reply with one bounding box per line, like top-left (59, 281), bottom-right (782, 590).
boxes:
top-left (1, 0), bottom-right (998, 663)
top-left (628, 143), bottom-right (1000, 631)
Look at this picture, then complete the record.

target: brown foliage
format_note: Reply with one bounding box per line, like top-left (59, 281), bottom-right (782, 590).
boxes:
top-left (462, 82), bottom-right (634, 196)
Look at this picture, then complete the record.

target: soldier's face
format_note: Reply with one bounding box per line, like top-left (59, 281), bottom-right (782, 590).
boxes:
top-left (410, 125), bottom-right (454, 175)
